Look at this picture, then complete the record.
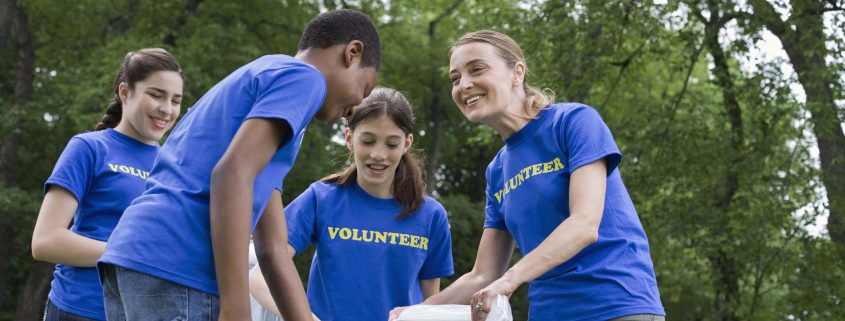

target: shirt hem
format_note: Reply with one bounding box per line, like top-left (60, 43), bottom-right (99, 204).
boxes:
top-left (98, 255), bottom-right (219, 296)
top-left (419, 268), bottom-right (455, 280)
top-left (535, 306), bottom-right (665, 321)
top-left (48, 292), bottom-right (106, 321)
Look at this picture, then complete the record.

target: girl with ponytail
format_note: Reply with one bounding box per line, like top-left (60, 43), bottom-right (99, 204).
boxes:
top-left (31, 48), bottom-right (182, 321)
top-left (249, 88), bottom-right (454, 321)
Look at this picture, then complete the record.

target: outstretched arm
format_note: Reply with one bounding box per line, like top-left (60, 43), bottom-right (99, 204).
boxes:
top-left (211, 118), bottom-right (291, 321)
top-left (252, 190), bottom-right (312, 321)
top-left (469, 159), bottom-right (606, 321)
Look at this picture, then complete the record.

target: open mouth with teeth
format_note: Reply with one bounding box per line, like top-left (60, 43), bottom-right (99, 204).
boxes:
top-left (150, 116), bottom-right (169, 130)
top-left (465, 94), bottom-right (484, 106)
top-left (366, 164), bottom-right (388, 175)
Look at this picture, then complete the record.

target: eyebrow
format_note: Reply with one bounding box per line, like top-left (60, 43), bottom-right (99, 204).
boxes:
top-left (449, 58), bottom-right (486, 75)
top-left (360, 132), bottom-right (403, 140)
top-left (148, 87), bottom-right (183, 98)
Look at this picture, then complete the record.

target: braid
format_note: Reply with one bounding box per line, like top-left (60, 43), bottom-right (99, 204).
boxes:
top-left (95, 95), bottom-right (123, 130)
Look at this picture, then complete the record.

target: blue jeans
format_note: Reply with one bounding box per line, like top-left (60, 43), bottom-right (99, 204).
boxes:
top-left (607, 314), bottom-right (666, 321)
top-left (44, 300), bottom-right (100, 321)
top-left (100, 264), bottom-right (219, 321)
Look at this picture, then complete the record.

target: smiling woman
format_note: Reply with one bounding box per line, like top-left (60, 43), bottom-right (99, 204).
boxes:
top-left (391, 30), bottom-right (665, 321)
top-left (31, 48), bottom-right (183, 321)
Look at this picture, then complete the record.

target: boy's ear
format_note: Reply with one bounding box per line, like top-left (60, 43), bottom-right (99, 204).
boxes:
top-left (343, 40), bottom-right (364, 68)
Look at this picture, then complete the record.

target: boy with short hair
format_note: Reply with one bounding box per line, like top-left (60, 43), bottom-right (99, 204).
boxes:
top-left (99, 9), bottom-right (380, 321)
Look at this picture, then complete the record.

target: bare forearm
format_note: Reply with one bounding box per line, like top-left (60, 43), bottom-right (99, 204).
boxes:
top-left (211, 178), bottom-right (253, 319)
top-left (422, 272), bottom-right (492, 305)
top-left (249, 266), bottom-right (280, 315)
top-left (503, 215), bottom-right (598, 286)
top-left (32, 231), bottom-right (106, 267)
top-left (258, 248), bottom-right (312, 321)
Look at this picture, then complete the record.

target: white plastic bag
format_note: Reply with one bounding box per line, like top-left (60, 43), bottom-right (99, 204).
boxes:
top-left (396, 295), bottom-right (512, 321)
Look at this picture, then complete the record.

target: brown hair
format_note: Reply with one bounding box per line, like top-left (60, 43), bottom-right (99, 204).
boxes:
top-left (450, 30), bottom-right (554, 117)
top-left (95, 48), bottom-right (182, 130)
top-left (322, 88), bottom-right (426, 220)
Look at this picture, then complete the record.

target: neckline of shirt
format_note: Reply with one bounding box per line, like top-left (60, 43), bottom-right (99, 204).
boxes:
top-left (504, 105), bottom-right (550, 150)
top-left (105, 128), bottom-right (160, 152)
top-left (350, 180), bottom-right (401, 209)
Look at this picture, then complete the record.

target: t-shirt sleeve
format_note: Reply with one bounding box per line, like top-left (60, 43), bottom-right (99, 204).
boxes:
top-left (284, 184), bottom-right (319, 255)
top-left (419, 204), bottom-right (454, 280)
top-left (246, 66), bottom-right (326, 145)
top-left (44, 136), bottom-right (95, 202)
top-left (483, 164), bottom-right (507, 230)
top-left (560, 106), bottom-right (622, 175)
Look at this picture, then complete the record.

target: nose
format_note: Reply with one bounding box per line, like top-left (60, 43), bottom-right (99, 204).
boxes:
top-left (369, 147), bottom-right (386, 161)
top-left (459, 76), bottom-right (473, 92)
top-left (158, 102), bottom-right (172, 117)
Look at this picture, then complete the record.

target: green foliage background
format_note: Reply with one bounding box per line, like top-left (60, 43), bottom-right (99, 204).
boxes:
top-left (1, 0), bottom-right (843, 320)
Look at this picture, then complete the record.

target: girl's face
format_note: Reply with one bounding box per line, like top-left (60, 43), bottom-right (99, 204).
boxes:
top-left (116, 71), bottom-right (183, 145)
top-left (346, 115), bottom-right (413, 197)
top-left (449, 42), bottom-right (524, 124)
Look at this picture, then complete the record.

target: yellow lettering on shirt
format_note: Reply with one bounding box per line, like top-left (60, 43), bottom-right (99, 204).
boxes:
top-left (492, 157), bottom-right (565, 204)
top-left (328, 227), bottom-right (340, 239)
top-left (326, 226), bottom-right (430, 251)
top-left (107, 163), bottom-right (150, 180)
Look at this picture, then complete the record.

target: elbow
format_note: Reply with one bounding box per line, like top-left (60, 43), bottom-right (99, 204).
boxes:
top-left (583, 229), bottom-right (599, 245)
top-left (210, 162), bottom-right (232, 190)
top-left (31, 235), bottom-right (51, 262)
top-left (581, 221), bottom-right (599, 246)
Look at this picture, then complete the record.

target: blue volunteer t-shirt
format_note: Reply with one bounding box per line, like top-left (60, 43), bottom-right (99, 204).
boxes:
top-left (484, 103), bottom-right (664, 321)
top-left (286, 181), bottom-right (454, 321)
top-left (45, 128), bottom-right (159, 320)
top-left (100, 55), bottom-right (327, 295)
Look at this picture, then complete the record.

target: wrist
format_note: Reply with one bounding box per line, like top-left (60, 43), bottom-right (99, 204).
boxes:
top-left (500, 269), bottom-right (525, 290)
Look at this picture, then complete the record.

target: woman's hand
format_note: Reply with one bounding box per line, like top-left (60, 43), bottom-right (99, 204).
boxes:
top-left (469, 276), bottom-right (519, 321)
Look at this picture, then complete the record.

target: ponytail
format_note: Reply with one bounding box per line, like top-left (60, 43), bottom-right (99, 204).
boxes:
top-left (523, 84), bottom-right (554, 118)
top-left (96, 93), bottom-right (124, 130)
top-left (392, 151), bottom-right (426, 220)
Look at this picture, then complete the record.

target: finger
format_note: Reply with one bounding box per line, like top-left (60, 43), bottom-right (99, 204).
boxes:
top-left (481, 291), bottom-right (495, 314)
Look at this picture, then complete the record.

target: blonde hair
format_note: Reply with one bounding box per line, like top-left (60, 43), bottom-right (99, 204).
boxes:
top-left (450, 30), bottom-right (554, 117)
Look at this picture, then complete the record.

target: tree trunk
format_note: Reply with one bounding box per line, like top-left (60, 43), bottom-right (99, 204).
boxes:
top-left (697, 2), bottom-right (744, 319)
top-left (163, 0), bottom-right (203, 46)
top-left (14, 262), bottom-right (54, 321)
top-left (0, 0), bottom-right (15, 62)
top-left (423, 0), bottom-right (463, 192)
top-left (7, 5), bottom-right (50, 321)
top-left (748, 0), bottom-right (845, 245)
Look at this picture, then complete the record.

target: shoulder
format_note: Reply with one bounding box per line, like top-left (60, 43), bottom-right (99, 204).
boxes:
top-left (546, 102), bottom-right (600, 120)
top-left (307, 181), bottom-right (345, 199)
top-left (65, 130), bottom-right (107, 153)
top-left (485, 148), bottom-right (507, 177)
top-left (419, 196), bottom-right (449, 220)
top-left (73, 129), bottom-right (107, 143)
top-left (250, 55), bottom-right (323, 82)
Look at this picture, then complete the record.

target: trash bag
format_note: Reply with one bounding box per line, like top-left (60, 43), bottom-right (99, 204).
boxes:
top-left (396, 295), bottom-right (512, 321)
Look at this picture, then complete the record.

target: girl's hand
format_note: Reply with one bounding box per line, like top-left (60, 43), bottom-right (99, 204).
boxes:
top-left (387, 306), bottom-right (408, 321)
top-left (469, 277), bottom-right (519, 321)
